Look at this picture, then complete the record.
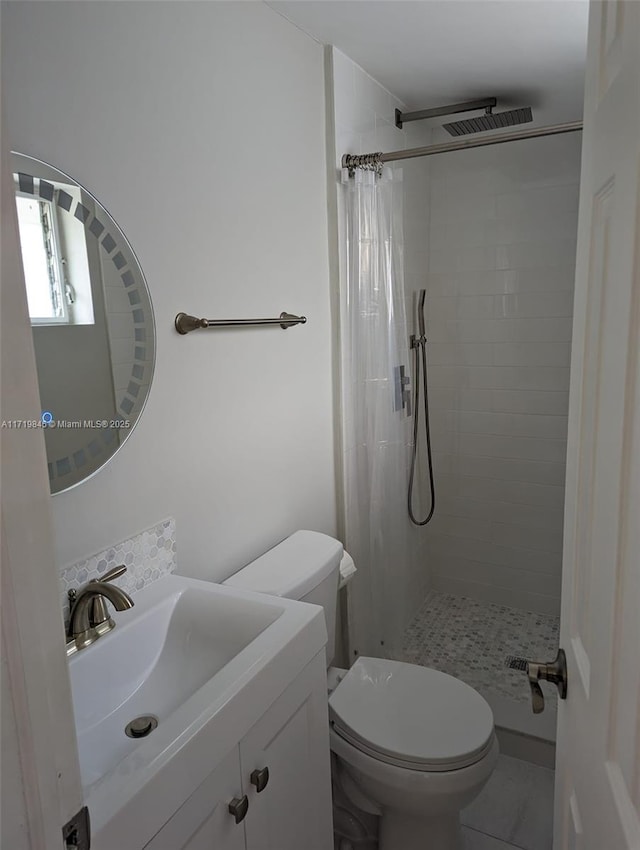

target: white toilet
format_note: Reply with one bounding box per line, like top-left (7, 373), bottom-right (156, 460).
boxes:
top-left (224, 530), bottom-right (498, 850)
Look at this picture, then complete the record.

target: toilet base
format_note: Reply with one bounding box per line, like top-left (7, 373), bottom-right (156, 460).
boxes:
top-left (379, 810), bottom-right (461, 850)
top-left (331, 730), bottom-right (499, 850)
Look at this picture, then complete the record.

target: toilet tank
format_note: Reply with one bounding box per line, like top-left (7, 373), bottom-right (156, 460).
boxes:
top-left (222, 531), bottom-right (343, 665)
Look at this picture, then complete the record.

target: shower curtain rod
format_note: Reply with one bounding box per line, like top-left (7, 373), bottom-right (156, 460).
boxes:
top-left (341, 120), bottom-right (583, 171)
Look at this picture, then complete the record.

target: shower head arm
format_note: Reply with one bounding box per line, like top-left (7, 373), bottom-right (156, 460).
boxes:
top-left (395, 97), bottom-right (496, 129)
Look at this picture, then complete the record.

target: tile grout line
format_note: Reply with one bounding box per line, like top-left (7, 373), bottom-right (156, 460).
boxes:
top-left (463, 823), bottom-right (530, 850)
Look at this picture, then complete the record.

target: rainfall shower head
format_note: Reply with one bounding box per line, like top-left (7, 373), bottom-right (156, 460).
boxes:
top-left (443, 106), bottom-right (533, 136)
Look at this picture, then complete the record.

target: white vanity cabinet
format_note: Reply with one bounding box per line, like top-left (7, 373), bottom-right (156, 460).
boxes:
top-left (144, 653), bottom-right (333, 850)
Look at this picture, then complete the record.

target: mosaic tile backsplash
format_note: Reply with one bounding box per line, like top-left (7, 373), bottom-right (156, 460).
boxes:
top-left (390, 590), bottom-right (560, 711)
top-left (60, 518), bottom-right (176, 621)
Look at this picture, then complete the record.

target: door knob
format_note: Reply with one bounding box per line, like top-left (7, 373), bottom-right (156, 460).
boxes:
top-left (250, 766), bottom-right (270, 793)
top-left (228, 795), bottom-right (249, 824)
top-left (526, 648), bottom-right (568, 714)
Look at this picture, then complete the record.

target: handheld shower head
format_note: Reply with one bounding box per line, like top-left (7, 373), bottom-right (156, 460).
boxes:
top-left (418, 289), bottom-right (426, 338)
top-left (409, 286), bottom-right (436, 525)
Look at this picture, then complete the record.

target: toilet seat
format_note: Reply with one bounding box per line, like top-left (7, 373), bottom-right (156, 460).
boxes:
top-left (329, 657), bottom-right (495, 773)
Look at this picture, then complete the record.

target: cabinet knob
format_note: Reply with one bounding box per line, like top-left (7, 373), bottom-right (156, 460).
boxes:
top-left (228, 795), bottom-right (249, 824)
top-left (250, 766), bottom-right (270, 793)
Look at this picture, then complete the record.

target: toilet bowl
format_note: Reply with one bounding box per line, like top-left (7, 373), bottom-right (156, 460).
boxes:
top-left (223, 531), bottom-right (498, 850)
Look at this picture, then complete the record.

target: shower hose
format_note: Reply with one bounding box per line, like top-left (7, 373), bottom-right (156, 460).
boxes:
top-left (408, 334), bottom-right (436, 526)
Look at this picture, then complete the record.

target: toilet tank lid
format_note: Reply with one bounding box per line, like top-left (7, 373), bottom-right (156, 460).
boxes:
top-left (223, 530), bottom-right (343, 600)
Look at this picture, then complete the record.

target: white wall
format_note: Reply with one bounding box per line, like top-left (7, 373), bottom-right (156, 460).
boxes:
top-left (329, 48), bottom-right (432, 656)
top-left (2, 1), bottom-right (336, 580)
top-left (425, 132), bottom-right (582, 615)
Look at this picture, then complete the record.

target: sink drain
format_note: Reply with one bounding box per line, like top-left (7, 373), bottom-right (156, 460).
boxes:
top-left (125, 715), bottom-right (158, 739)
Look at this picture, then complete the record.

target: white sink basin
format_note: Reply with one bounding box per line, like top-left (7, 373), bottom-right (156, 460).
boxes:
top-left (67, 573), bottom-right (327, 845)
top-left (69, 582), bottom-right (282, 787)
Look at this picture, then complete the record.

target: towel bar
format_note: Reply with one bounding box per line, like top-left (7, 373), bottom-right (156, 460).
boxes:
top-left (175, 311), bottom-right (306, 334)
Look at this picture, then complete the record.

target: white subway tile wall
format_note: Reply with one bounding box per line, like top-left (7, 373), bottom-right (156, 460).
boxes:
top-left (425, 133), bottom-right (582, 615)
top-left (59, 518), bottom-right (176, 621)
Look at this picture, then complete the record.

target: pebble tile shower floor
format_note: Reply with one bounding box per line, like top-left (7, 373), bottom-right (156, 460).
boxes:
top-left (390, 591), bottom-right (560, 711)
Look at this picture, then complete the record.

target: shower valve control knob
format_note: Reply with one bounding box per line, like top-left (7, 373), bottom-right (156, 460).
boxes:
top-left (525, 648), bottom-right (568, 714)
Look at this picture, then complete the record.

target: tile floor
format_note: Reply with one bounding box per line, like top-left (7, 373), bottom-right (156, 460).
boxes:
top-left (461, 754), bottom-right (555, 850)
top-left (391, 591), bottom-right (560, 711)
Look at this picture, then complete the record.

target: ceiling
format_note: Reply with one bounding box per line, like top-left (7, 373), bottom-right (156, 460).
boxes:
top-left (267, 1), bottom-right (589, 128)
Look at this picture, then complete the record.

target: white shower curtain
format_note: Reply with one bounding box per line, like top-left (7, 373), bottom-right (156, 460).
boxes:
top-left (341, 166), bottom-right (414, 658)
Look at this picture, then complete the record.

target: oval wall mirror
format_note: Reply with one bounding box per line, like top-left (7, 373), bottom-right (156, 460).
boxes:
top-left (11, 153), bottom-right (156, 494)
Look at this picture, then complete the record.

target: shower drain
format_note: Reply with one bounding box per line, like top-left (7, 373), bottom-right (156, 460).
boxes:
top-left (505, 655), bottom-right (528, 671)
top-left (125, 715), bottom-right (158, 739)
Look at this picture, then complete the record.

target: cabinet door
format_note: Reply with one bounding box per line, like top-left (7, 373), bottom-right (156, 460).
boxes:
top-left (144, 747), bottom-right (246, 850)
top-left (240, 653), bottom-right (333, 850)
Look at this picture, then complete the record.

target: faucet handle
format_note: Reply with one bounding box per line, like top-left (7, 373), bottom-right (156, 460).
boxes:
top-left (92, 564), bottom-right (127, 584)
top-left (90, 565), bottom-right (127, 626)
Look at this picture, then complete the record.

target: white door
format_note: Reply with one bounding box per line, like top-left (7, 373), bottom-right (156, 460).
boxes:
top-left (1, 127), bottom-right (84, 847)
top-left (554, 1), bottom-right (640, 848)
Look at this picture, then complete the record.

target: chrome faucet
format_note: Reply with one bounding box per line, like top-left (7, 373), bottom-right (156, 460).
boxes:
top-left (67, 565), bottom-right (134, 655)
